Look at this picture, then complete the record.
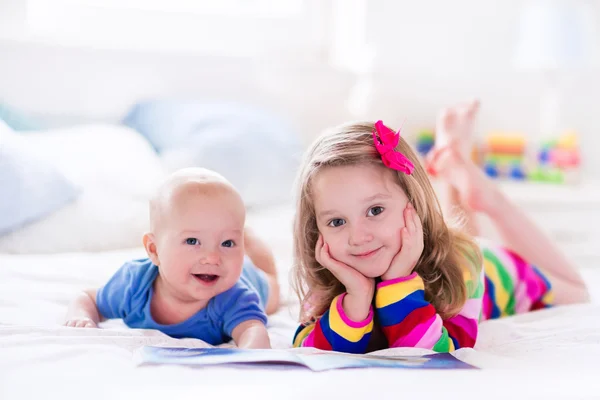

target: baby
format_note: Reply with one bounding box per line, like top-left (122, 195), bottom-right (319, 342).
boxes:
top-left (64, 168), bottom-right (280, 349)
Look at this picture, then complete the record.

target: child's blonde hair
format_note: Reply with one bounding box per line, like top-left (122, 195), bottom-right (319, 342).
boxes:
top-left (292, 121), bottom-right (482, 324)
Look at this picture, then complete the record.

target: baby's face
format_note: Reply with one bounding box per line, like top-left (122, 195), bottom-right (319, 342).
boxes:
top-left (312, 163), bottom-right (409, 278)
top-left (152, 188), bottom-right (246, 302)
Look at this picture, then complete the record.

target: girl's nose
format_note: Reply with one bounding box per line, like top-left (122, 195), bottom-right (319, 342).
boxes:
top-left (348, 223), bottom-right (374, 247)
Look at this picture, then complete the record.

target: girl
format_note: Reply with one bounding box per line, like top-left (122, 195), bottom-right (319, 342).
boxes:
top-left (291, 100), bottom-right (589, 354)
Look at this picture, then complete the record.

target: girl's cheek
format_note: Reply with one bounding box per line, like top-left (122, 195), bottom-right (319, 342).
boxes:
top-left (327, 237), bottom-right (344, 258)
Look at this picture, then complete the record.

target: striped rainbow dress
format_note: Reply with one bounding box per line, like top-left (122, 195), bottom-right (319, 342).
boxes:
top-left (292, 239), bottom-right (553, 353)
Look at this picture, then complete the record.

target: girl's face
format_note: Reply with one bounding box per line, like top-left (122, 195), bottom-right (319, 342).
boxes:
top-left (312, 164), bottom-right (410, 278)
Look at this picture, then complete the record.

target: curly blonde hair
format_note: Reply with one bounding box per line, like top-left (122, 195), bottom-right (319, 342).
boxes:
top-left (292, 121), bottom-right (482, 324)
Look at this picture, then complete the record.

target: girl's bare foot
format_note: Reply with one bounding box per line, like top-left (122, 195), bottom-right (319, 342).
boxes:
top-left (430, 99), bottom-right (480, 161)
top-left (427, 146), bottom-right (504, 215)
top-left (427, 99), bottom-right (484, 234)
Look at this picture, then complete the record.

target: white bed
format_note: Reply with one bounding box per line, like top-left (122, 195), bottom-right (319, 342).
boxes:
top-left (3, 35), bottom-right (600, 399)
top-left (2, 202), bottom-right (600, 400)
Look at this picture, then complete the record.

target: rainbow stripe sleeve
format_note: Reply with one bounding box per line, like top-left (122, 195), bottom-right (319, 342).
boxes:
top-left (292, 293), bottom-right (374, 353)
top-left (375, 269), bottom-right (485, 352)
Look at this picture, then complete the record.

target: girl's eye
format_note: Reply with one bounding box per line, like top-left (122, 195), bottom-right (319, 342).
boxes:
top-left (327, 218), bottom-right (346, 227)
top-left (222, 240), bottom-right (235, 248)
top-left (185, 238), bottom-right (199, 245)
top-left (367, 206), bottom-right (384, 217)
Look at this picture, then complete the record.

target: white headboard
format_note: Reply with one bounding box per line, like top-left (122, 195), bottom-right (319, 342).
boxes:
top-left (0, 39), bottom-right (357, 144)
top-left (1, 38), bottom-right (599, 177)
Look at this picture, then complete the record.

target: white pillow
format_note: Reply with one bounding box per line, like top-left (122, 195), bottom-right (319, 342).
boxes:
top-left (123, 100), bottom-right (303, 208)
top-left (0, 188), bottom-right (149, 253)
top-left (0, 124), bottom-right (166, 253)
top-left (22, 124), bottom-right (166, 200)
top-left (0, 122), bottom-right (79, 236)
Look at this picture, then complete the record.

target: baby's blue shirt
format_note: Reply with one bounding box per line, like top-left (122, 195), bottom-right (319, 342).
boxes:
top-left (96, 258), bottom-right (268, 345)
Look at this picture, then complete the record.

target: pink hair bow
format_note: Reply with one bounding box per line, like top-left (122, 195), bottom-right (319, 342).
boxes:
top-left (372, 120), bottom-right (415, 175)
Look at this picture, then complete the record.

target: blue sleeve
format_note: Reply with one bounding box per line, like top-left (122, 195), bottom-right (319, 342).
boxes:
top-left (96, 259), bottom-right (153, 320)
top-left (218, 283), bottom-right (268, 338)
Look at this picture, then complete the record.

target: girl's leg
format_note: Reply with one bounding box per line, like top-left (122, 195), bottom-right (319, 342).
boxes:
top-left (428, 144), bottom-right (589, 305)
top-left (430, 100), bottom-right (481, 236)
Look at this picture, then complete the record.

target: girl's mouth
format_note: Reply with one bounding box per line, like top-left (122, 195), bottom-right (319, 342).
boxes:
top-left (353, 247), bottom-right (382, 259)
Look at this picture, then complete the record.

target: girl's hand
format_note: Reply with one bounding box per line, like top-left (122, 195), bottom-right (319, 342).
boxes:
top-left (381, 203), bottom-right (424, 281)
top-left (315, 235), bottom-right (374, 321)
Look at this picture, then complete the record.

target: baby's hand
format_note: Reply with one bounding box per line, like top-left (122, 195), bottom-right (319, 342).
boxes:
top-left (315, 235), bottom-right (374, 321)
top-left (65, 317), bottom-right (98, 328)
top-left (232, 320), bottom-right (271, 349)
top-left (381, 203), bottom-right (424, 281)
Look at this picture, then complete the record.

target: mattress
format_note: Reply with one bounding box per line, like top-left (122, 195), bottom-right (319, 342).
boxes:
top-left (1, 205), bottom-right (600, 399)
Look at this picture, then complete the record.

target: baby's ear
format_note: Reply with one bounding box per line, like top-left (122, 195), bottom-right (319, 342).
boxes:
top-left (143, 233), bottom-right (160, 266)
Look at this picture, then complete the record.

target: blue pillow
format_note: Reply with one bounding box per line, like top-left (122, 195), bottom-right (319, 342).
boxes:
top-left (123, 100), bottom-right (303, 207)
top-left (0, 123), bottom-right (79, 235)
top-left (0, 103), bottom-right (41, 131)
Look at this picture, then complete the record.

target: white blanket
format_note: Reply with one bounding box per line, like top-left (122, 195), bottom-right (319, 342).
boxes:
top-left (2, 205), bottom-right (600, 400)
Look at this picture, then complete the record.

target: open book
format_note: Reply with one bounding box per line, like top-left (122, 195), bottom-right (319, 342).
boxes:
top-left (134, 346), bottom-right (477, 372)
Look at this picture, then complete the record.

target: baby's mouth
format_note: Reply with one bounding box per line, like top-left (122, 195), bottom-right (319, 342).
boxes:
top-left (192, 274), bottom-right (219, 284)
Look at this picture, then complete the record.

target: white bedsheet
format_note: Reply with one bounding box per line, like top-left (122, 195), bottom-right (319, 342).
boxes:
top-left (2, 205), bottom-right (600, 399)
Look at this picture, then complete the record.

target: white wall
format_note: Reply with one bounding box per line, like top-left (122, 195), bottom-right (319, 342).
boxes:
top-left (362, 0), bottom-right (600, 178)
top-left (1, 0), bottom-right (599, 176)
